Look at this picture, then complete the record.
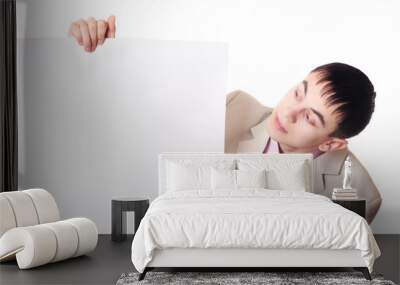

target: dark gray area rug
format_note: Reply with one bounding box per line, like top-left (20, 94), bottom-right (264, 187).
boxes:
top-left (116, 271), bottom-right (397, 285)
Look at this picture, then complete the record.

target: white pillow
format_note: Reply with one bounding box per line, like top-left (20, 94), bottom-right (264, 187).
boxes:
top-left (210, 168), bottom-right (268, 190)
top-left (237, 158), bottom-right (309, 191)
top-left (166, 159), bottom-right (236, 192)
top-left (167, 162), bottom-right (211, 191)
top-left (211, 168), bottom-right (237, 190)
top-left (236, 169), bottom-right (268, 189)
top-left (266, 162), bottom-right (307, 191)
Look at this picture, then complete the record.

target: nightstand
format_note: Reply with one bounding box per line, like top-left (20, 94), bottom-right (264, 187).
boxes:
top-left (111, 197), bottom-right (150, 242)
top-left (332, 199), bottom-right (366, 219)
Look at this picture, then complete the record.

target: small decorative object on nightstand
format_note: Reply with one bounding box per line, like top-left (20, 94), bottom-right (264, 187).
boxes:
top-left (332, 155), bottom-right (359, 200)
top-left (332, 199), bottom-right (366, 219)
top-left (332, 155), bottom-right (366, 218)
top-left (111, 197), bottom-right (150, 242)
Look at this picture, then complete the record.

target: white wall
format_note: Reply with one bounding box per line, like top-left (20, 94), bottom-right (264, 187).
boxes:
top-left (17, 0), bottom-right (400, 233)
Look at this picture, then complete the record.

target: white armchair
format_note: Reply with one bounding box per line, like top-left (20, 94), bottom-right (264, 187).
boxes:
top-left (0, 188), bottom-right (98, 269)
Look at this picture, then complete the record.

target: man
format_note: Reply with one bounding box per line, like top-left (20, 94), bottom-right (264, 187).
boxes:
top-left (67, 17), bottom-right (381, 224)
top-left (225, 63), bottom-right (381, 223)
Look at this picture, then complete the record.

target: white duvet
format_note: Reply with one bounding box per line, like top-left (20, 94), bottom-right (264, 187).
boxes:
top-left (131, 189), bottom-right (381, 273)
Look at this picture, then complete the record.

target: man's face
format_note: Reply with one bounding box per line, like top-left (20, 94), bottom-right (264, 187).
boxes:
top-left (266, 71), bottom-right (344, 152)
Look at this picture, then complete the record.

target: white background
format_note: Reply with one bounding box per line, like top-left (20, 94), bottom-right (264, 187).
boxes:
top-left (16, 0), bottom-right (400, 233)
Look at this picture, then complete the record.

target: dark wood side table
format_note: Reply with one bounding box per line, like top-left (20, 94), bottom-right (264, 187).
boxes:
top-left (332, 199), bottom-right (366, 219)
top-left (111, 197), bottom-right (150, 242)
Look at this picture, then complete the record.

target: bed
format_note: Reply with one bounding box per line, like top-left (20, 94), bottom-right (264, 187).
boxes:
top-left (131, 153), bottom-right (381, 281)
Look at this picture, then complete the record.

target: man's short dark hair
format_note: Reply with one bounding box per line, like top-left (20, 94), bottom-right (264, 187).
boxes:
top-left (310, 62), bottom-right (376, 139)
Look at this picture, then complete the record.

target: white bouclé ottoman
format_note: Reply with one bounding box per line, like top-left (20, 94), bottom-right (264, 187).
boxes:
top-left (0, 189), bottom-right (98, 269)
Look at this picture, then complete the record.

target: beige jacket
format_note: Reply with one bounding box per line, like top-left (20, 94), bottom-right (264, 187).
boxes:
top-left (224, 90), bottom-right (382, 224)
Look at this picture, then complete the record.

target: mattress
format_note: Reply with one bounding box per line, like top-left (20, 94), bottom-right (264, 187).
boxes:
top-left (131, 189), bottom-right (381, 273)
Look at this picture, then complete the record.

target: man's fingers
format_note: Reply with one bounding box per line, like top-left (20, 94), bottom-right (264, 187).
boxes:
top-left (106, 15), bottom-right (116, 38)
top-left (87, 17), bottom-right (98, 52)
top-left (78, 19), bottom-right (92, 52)
top-left (97, 20), bottom-right (107, 45)
top-left (69, 16), bottom-right (115, 52)
top-left (68, 22), bottom-right (83, 46)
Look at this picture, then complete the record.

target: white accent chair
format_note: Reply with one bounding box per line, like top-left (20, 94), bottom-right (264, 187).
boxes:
top-left (0, 188), bottom-right (98, 269)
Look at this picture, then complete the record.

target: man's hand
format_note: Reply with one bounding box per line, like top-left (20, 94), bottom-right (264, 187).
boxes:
top-left (68, 15), bottom-right (116, 53)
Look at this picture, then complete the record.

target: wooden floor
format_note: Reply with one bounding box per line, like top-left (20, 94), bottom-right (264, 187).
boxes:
top-left (0, 234), bottom-right (399, 285)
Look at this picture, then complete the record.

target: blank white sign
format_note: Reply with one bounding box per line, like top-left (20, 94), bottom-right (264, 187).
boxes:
top-left (18, 39), bottom-right (228, 233)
